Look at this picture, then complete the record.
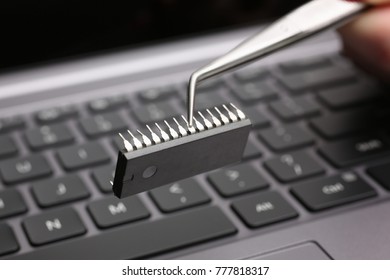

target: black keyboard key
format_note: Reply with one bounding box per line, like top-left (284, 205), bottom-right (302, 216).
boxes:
top-left (80, 112), bottom-right (128, 138)
top-left (291, 172), bottom-right (376, 211)
top-left (318, 81), bottom-right (384, 110)
top-left (269, 96), bottom-right (320, 121)
top-left (133, 100), bottom-right (179, 124)
top-left (0, 135), bottom-right (18, 158)
top-left (279, 57), bottom-right (331, 73)
top-left (87, 95), bottom-right (128, 113)
top-left (0, 189), bottom-right (27, 219)
top-left (32, 175), bottom-right (90, 208)
top-left (150, 179), bottom-right (210, 212)
top-left (232, 80), bottom-right (278, 104)
top-left (25, 124), bottom-right (74, 150)
top-left (91, 165), bottom-right (115, 193)
top-left (0, 116), bottom-right (25, 133)
top-left (12, 206), bottom-right (236, 259)
top-left (234, 67), bottom-right (268, 82)
top-left (88, 196), bottom-right (149, 228)
top-left (280, 66), bottom-right (356, 92)
top-left (243, 138), bottom-right (262, 160)
top-left (258, 124), bottom-right (314, 151)
top-left (138, 87), bottom-right (177, 103)
top-left (57, 142), bottom-right (110, 171)
top-left (23, 207), bottom-right (86, 246)
top-left (209, 163), bottom-right (268, 197)
top-left (264, 151), bottom-right (324, 183)
top-left (193, 93), bottom-right (226, 111)
top-left (0, 155), bottom-right (52, 184)
top-left (243, 107), bottom-right (270, 128)
top-left (319, 135), bottom-right (390, 168)
top-left (0, 224), bottom-right (19, 256)
top-left (367, 162), bottom-right (390, 191)
top-left (232, 192), bottom-right (298, 228)
top-left (35, 105), bottom-right (78, 124)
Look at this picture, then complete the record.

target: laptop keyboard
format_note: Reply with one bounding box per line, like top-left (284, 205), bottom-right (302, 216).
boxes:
top-left (1, 53), bottom-right (390, 259)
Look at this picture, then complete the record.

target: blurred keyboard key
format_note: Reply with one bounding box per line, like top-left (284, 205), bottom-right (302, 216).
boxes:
top-left (57, 142), bottom-right (110, 171)
top-left (0, 189), bottom-right (28, 219)
top-left (80, 112), bottom-right (127, 138)
top-left (270, 96), bottom-right (320, 121)
top-left (32, 175), bottom-right (90, 208)
top-left (258, 124), bottom-right (314, 151)
top-left (367, 162), bottom-right (390, 191)
top-left (232, 192), bottom-right (298, 228)
top-left (264, 151), bottom-right (324, 183)
top-left (0, 224), bottom-right (19, 256)
top-left (234, 67), bottom-right (268, 82)
top-left (232, 80), bottom-right (278, 104)
top-left (243, 107), bottom-right (270, 129)
top-left (0, 155), bottom-right (52, 184)
top-left (291, 172), bottom-right (376, 211)
top-left (35, 105), bottom-right (78, 124)
top-left (150, 179), bottom-right (210, 213)
top-left (138, 87), bottom-right (177, 103)
top-left (133, 100), bottom-right (178, 124)
top-left (23, 207), bottom-right (86, 246)
top-left (25, 124), bottom-right (74, 150)
top-left (88, 196), bottom-right (149, 228)
top-left (280, 57), bottom-right (331, 73)
top-left (91, 165), bottom-right (115, 193)
top-left (0, 116), bottom-right (25, 133)
top-left (0, 135), bottom-right (18, 158)
top-left (87, 95), bottom-right (128, 113)
top-left (209, 163), bottom-right (268, 197)
top-left (193, 93), bottom-right (226, 111)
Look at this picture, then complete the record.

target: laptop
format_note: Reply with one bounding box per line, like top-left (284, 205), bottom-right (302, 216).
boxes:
top-left (1, 0), bottom-right (390, 260)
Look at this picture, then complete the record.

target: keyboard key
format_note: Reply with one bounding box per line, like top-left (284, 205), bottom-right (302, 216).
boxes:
top-left (0, 189), bottom-right (28, 219)
top-left (232, 80), bottom-right (278, 104)
top-left (138, 86), bottom-right (177, 103)
top-left (291, 172), bottom-right (376, 211)
top-left (79, 112), bottom-right (128, 138)
top-left (0, 116), bottom-right (25, 133)
top-left (193, 93), bottom-right (226, 111)
top-left (264, 151), bottom-right (324, 183)
top-left (280, 66), bottom-right (356, 92)
top-left (279, 57), bottom-right (331, 73)
top-left (87, 95), bottom-right (128, 113)
top-left (0, 224), bottom-right (19, 256)
top-left (234, 67), bottom-right (268, 82)
top-left (318, 81), bottom-right (384, 110)
top-left (57, 142), bottom-right (110, 171)
top-left (150, 179), bottom-right (210, 212)
top-left (243, 138), bottom-right (262, 160)
top-left (133, 100), bottom-right (179, 124)
top-left (25, 124), bottom-right (74, 150)
top-left (91, 165), bottom-right (115, 193)
top-left (242, 107), bottom-right (270, 128)
top-left (232, 192), bottom-right (298, 228)
top-left (269, 96), bottom-right (320, 121)
top-left (0, 135), bottom-right (18, 158)
top-left (258, 124), bottom-right (314, 151)
top-left (31, 175), bottom-right (90, 208)
top-left (35, 105), bottom-right (78, 124)
top-left (0, 155), bottom-right (52, 184)
top-left (88, 196), bottom-right (149, 228)
top-left (23, 207), bottom-right (86, 246)
top-left (208, 163), bottom-right (268, 197)
top-left (367, 162), bottom-right (390, 191)
top-left (319, 135), bottom-right (390, 168)
top-left (12, 206), bottom-right (236, 259)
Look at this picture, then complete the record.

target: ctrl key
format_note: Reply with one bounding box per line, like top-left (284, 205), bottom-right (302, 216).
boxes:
top-left (0, 224), bottom-right (19, 256)
top-left (291, 173), bottom-right (377, 212)
top-left (232, 192), bottom-right (298, 228)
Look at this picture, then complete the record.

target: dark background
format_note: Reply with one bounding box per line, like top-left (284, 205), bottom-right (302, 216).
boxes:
top-left (0, 0), bottom-right (307, 71)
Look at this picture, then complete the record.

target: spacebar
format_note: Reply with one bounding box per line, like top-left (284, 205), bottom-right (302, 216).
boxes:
top-left (11, 206), bottom-right (236, 260)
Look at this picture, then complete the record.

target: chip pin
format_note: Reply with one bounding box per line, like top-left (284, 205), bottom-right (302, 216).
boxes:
top-left (146, 125), bottom-right (162, 144)
top-left (110, 180), bottom-right (113, 186)
top-left (198, 111), bottom-right (213, 129)
top-left (230, 103), bottom-right (246, 120)
top-left (206, 109), bottom-right (222, 127)
top-left (181, 115), bottom-right (197, 134)
top-left (155, 123), bottom-right (171, 142)
top-left (137, 130), bottom-right (152, 147)
top-left (118, 133), bottom-right (134, 152)
top-left (164, 120), bottom-right (179, 139)
top-left (222, 104), bottom-right (238, 122)
top-left (193, 116), bottom-right (205, 132)
top-left (173, 117), bottom-right (188, 137)
top-left (127, 130), bottom-right (144, 149)
top-left (214, 107), bottom-right (230, 125)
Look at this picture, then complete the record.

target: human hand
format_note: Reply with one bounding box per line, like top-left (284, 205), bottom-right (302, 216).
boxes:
top-left (338, 0), bottom-right (390, 81)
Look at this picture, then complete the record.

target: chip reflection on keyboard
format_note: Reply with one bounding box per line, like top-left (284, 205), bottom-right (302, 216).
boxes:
top-left (112, 103), bottom-right (252, 198)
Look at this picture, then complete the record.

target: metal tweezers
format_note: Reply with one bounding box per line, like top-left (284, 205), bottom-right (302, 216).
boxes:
top-left (187, 0), bottom-right (368, 126)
